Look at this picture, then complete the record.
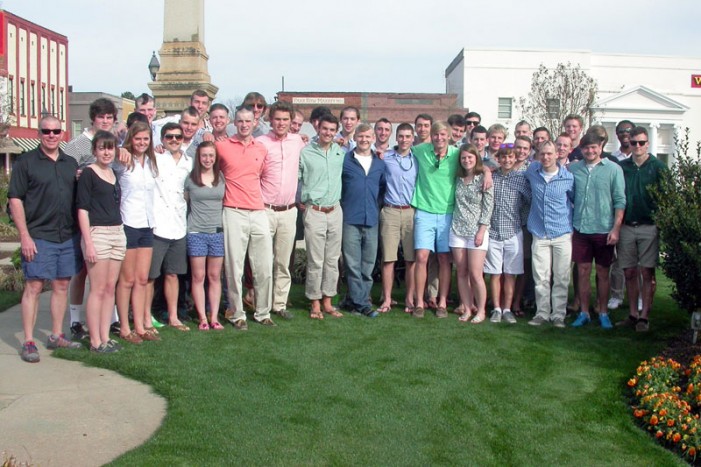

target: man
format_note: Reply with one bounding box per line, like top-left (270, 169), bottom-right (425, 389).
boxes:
top-left (299, 114), bottom-right (346, 319)
top-left (513, 135), bottom-right (532, 171)
top-left (135, 93), bottom-right (159, 145)
top-left (413, 114), bottom-right (433, 145)
top-left (525, 141), bottom-right (574, 328)
top-left (463, 112), bottom-right (481, 142)
top-left (484, 124), bottom-right (506, 169)
top-left (308, 106), bottom-right (332, 144)
top-left (225, 92), bottom-right (271, 138)
top-left (179, 106), bottom-right (200, 153)
top-left (470, 125), bottom-right (489, 160)
top-left (153, 90), bottom-right (212, 139)
top-left (258, 101), bottom-right (306, 320)
top-left (64, 98), bottom-right (119, 339)
top-left (372, 118), bottom-right (392, 158)
top-left (291, 110), bottom-right (305, 134)
top-left (336, 106), bottom-right (360, 152)
top-left (217, 107), bottom-right (275, 329)
top-left (554, 133), bottom-right (573, 167)
top-left (341, 123), bottom-right (386, 317)
top-left (564, 114), bottom-right (584, 162)
top-left (569, 132), bottom-right (626, 329)
top-left (532, 127), bottom-right (551, 153)
top-left (412, 121), bottom-right (459, 318)
top-left (447, 114), bottom-right (467, 146)
top-left (186, 103), bottom-right (230, 158)
top-left (616, 127), bottom-right (667, 332)
top-left (9, 116), bottom-right (83, 362)
top-left (378, 123), bottom-right (417, 314)
top-left (514, 120), bottom-right (532, 138)
top-left (147, 122), bottom-right (193, 331)
top-left (612, 120), bottom-right (635, 162)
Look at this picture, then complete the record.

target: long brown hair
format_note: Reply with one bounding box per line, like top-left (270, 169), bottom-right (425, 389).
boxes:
top-left (457, 143), bottom-right (484, 177)
top-left (190, 141), bottom-right (221, 187)
top-left (123, 121), bottom-right (158, 176)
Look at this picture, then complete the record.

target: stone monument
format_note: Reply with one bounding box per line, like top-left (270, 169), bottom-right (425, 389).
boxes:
top-left (148, 0), bottom-right (218, 116)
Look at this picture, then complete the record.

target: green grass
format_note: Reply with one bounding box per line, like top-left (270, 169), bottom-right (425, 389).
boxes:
top-left (0, 290), bottom-right (21, 312)
top-left (53, 277), bottom-right (689, 466)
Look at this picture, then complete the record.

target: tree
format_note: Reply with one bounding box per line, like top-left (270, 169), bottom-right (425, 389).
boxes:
top-left (121, 91), bottom-right (136, 100)
top-left (517, 62), bottom-right (598, 137)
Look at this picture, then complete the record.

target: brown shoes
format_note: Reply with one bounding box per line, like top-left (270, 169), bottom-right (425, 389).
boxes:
top-left (120, 330), bottom-right (143, 344)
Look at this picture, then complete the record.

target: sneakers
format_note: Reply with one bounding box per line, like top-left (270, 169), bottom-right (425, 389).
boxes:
top-left (571, 312), bottom-right (591, 328)
top-left (599, 314), bottom-right (613, 329)
top-left (615, 315), bottom-right (638, 328)
top-left (635, 319), bottom-right (650, 332)
top-left (106, 339), bottom-right (123, 351)
top-left (490, 309), bottom-right (502, 323)
top-left (413, 306), bottom-right (425, 318)
top-left (528, 316), bottom-right (548, 326)
top-left (20, 341), bottom-right (40, 363)
top-left (502, 310), bottom-right (517, 324)
top-left (70, 321), bottom-right (89, 340)
top-left (90, 342), bottom-right (119, 354)
top-left (552, 318), bottom-right (566, 328)
top-left (274, 309), bottom-right (294, 320)
top-left (46, 333), bottom-right (82, 350)
top-left (436, 307), bottom-right (448, 319)
top-left (233, 319), bottom-right (249, 331)
top-left (256, 318), bottom-right (277, 326)
top-left (109, 321), bottom-right (122, 336)
top-left (607, 298), bottom-right (622, 310)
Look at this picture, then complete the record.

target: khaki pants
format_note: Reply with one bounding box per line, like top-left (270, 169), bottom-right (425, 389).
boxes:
top-left (304, 205), bottom-right (342, 299)
top-left (531, 233), bottom-right (572, 321)
top-left (266, 207), bottom-right (298, 312)
top-left (223, 208), bottom-right (272, 321)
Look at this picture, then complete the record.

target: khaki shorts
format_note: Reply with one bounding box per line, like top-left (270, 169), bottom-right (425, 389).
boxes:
top-left (618, 224), bottom-right (659, 269)
top-left (380, 205), bottom-right (415, 262)
top-left (82, 225), bottom-right (126, 261)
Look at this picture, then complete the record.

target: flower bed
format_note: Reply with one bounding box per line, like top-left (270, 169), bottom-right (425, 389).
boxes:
top-left (628, 356), bottom-right (701, 463)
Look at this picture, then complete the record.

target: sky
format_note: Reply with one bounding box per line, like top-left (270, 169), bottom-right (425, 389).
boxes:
top-left (3, 0), bottom-right (701, 106)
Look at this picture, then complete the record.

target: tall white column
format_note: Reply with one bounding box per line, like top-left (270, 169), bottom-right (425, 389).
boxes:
top-left (649, 122), bottom-right (659, 156)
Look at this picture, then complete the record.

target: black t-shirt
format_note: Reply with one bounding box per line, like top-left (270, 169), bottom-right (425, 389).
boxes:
top-left (76, 166), bottom-right (122, 226)
top-left (8, 147), bottom-right (78, 242)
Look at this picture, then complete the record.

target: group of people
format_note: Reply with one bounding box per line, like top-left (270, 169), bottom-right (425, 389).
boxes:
top-left (10, 89), bottom-right (665, 363)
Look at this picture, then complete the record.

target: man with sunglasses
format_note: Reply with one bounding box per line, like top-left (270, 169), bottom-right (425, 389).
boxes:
top-left (10, 116), bottom-right (83, 362)
top-left (225, 92), bottom-right (270, 138)
top-left (616, 127), bottom-right (666, 332)
top-left (612, 120), bottom-right (635, 162)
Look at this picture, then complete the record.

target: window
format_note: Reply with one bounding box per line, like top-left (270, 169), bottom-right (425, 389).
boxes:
top-left (50, 88), bottom-right (55, 115)
top-left (59, 89), bottom-right (64, 120)
top-left (71, 120), bottom-right (82, 137)
top-left (8, 77), bottom-right (14, 114)
top-left (546, 98), bottom-right (560, 120)
top-left (19, 80), bottom-right (25, 116)
top-left (498, 97), bottom-right (512, 119)
top-left (30, 82), bottom-right (36, 117)
top-left (41, 85), bottom-right (46, 112)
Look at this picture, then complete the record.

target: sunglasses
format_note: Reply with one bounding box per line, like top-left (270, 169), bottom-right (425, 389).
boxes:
top-left (163, 134), bottom-right (184, 141)
top-left (249, 103), bottom-right (265, 109)
top-left (616, 128), bottom-right (632, 135)
top-left (40, 128), bottom-right (62, 135)
top-left (630, 140), bottom-right (648, 146)
top-left (500, 143), bottom-right (514, 149)
top-left (466, 120), bottom-right (480, 126)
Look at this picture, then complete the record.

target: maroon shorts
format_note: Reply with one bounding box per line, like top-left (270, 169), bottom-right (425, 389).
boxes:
top-left (571, 230), bottom-right (615, 268)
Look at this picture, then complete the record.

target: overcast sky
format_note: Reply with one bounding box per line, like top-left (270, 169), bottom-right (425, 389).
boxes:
top-left (3, 0), bottom-right (701, 105)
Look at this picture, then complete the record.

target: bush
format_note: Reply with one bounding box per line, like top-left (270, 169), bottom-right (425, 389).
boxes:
top-left (0, 173), bottom-right (8, 215)
top-left (653, 128), bottom-right (701, 313)
top-left (291, 248), bottom-right (306, 284)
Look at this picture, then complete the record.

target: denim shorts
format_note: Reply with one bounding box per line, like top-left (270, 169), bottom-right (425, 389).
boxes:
top-left (187, 232), bottom-right (224, 257)
top-left (22, 235), bottom-right (83, 280)
top-left (413, 209), bottom-right (453, 253)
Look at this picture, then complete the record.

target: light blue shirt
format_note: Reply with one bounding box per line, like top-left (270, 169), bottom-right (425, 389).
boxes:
top-left (526, 162), bottom-right (574, 239)
top-left (382, 148), bottom-right (417, 206)
top-left (570, 157), bottom-right (626, 234)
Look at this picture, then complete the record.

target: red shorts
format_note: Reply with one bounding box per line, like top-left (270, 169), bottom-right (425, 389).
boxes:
top-left (571, 230), bottom-right (615, 268)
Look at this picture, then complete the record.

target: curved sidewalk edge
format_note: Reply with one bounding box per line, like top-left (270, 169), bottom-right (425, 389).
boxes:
top-left (0, 291), bottom-right (166, 466)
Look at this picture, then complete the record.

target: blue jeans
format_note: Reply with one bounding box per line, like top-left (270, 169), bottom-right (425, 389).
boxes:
top-left (342, 223), bottom-right (378, 312)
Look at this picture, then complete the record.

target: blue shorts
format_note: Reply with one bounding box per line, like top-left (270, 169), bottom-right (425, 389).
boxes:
top-left (22, 235), bottom-right (82, 280)
top-left (124, 225), bottom-right (154, 249)
top-left (187, 232), bottom-right (224, 257)
top-left (413, 210), bottom-right (453, 253)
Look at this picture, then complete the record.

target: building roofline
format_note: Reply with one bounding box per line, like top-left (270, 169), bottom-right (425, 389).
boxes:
top-left (0, 9), bottom-right (68, 41)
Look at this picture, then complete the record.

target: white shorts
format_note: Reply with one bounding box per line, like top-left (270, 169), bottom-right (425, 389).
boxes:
top-left (449, 230), bottom-right (489, 251)
top-left (484, 231), bottom-right (524, 275)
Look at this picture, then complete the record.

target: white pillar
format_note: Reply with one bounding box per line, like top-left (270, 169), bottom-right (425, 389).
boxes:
top-left (649, 122), bottom-right (659, 157)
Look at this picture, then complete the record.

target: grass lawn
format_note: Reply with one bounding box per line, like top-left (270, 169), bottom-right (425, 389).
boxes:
top-left (53, 276), bottom-right (689, 466)
top-left (0, 290), bottom-right (21, 312)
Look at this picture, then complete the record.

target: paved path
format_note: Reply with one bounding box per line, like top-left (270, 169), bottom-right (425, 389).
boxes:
top-left (0, 291), bottom-right (166, 466)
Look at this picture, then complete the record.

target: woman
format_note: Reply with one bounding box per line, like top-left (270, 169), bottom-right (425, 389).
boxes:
top-left (114, 121), bottom-right (160, 343)
top-left (76, 131), bottom-right (127, 353)
top-left (449, 144), bottom-right (494, 324)
top-left (185, 142), bottom-right (225, 330)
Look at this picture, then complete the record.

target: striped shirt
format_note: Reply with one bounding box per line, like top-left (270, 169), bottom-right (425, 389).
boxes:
top-left (489, 169), bottom-right (531, 241)
top-left (525, 162), bottom-right (574, 239)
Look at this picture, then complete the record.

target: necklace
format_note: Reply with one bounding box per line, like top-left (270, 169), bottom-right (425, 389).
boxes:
top-left (397, 154), bottom-right (413, 171)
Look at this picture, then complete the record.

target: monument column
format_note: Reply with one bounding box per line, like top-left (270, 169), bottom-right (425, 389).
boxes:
top-left (148, 0), bottom-right (218, 116)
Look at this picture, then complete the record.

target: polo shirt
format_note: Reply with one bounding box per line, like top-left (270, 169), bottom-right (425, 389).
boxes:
top-left (619, 154), bottom-right (667, 225)
top-left (382, 148), bottom-right (417, 206)
top-left (411, 143), bottom-right (459, 214)
top-left (216, 136), bottom-right (267, 210)
top-left (570, 157), bottom-right (626, 234)
top-left (298, 141), bottom-right (345, 207)
top-left (258, 132), bottom-right (305, 206)
top-left (341, 151), bottom-right (385, 227)
top-left (8, 146), bottom-right (78, 243)
top-left (526, 162), bottom-right (574, 239)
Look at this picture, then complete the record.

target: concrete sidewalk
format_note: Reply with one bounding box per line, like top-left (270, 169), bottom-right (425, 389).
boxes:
top-left (0, 291), bottom-right (166, 466)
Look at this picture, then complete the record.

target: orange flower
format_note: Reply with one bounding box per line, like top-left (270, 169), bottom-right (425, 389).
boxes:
top-left (656, 430), bottom-right (664, 439)
top-left (628, 378), bottom-right (637, 387)
top-left (650, 415), bottom-right (659, 425)
top-left (673, 433), bottom-right (682, 443)
top-left (659, 409), bottom-right (668, 417)
top-left (668, 419), bottom-right (676, 427)
top-left (689, 447), bottom-right (697, 457)
top-left (634, 409), bottom-right (644, 418)
top-left (688, 384), bottom-right (694, 393)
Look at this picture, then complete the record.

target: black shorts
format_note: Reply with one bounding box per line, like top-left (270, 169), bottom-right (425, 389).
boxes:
top-left (124, 225), bottom-right (154, 249)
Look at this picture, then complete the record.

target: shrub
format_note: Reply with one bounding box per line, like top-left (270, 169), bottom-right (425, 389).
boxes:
top-left (0, 173), bottom-right (8, 215)
top-left (291, 248), bottom-right (306, 284)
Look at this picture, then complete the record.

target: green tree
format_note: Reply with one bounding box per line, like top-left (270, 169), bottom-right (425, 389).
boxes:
top-left (121, 91), bottom-right (136, 100)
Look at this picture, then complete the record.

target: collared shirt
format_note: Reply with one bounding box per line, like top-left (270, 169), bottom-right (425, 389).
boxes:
top-left (8, 146), bottom-right (78, 243)
top-left (526, 162), bottom-right (574, 239)
top-left (382, 148), bottom-right (417, 206)
top-left (299, 141), bottom-right (345, 206)
top-left (341, 151), bottom-right (385, 227)
top-left (570, 157), bottom-right (626, 234)
top-left (612, 149), bottom-right (632, 162)
top-left (490, 169), bottom-right (531, 241)
top-left (216, 136), bottom-right (267, 210)
top-left (64, 129), bottom-right (94, 167)
top-left (451, 173), bottom-right (494, 238)
top-left (113, 156), bottom-right (156, 229)
top-left (411, 143), bottom-right (459, 214)
top-left (619, 154), bottom-right (667, 225)
top-left (153, 150), bottom-right (193, 239)
top-left (335, 131), bottom-right (357, 153)
top-left (258, 132), bottom-right (305, 206)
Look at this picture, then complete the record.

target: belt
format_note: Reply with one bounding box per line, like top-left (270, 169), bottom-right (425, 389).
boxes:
top-left (385, 204), bottom-right (412, 210)
top-left (226, 205), bottom-right (254, 211)
top-left (310, 204), bottom-right (336, 213)
top-left (265, 203), bottom-right (296, 212)
top-left (625, 221), bottom-right (653, 227)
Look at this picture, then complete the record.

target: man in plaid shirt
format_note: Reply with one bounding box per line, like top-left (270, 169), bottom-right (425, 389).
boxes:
top-left (485, 146), bottom-right (531, 324)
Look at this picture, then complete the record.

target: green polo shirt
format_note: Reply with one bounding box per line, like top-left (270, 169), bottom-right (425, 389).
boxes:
top-left (299, 141), bottom-right (345, 206)
top-left (570, 157), bottom-right (626, 234)
top-left (411, 143), bottom-right (459, 214)
top-left (619, 154), bottom-right (667, 225)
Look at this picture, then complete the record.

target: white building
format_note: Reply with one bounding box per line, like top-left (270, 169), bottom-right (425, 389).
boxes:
top-left (446, 48), bottom-right (701, 164)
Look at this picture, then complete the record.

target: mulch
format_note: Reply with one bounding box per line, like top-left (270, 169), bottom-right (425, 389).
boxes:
top-left (658, 329), bottom-right (701, 365)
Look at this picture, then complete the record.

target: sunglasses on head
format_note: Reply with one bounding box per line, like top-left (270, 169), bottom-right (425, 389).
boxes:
top-left (40, 128), bottom-right (62, 135)
top-left (630, 140), bottom-right (648, 146)
top-left (163, 133), bottom-right (183, 141)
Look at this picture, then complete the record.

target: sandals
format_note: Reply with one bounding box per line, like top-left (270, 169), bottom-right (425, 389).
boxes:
top-left (170, 323), bottom-right (190, 332)
top-left (144, 326), bottom-right (159, 336)
top-left (310, 309), bottom-right (324, 320)
top-left (324, 307), bottom-right (343, 318)
top-left (458, 308), bottom-right (474, 322)
top-left (210, 321), bottom-right (225, 330)
top-left (377, 305), bottom-right (392, 313)
top-left (198, 321), bottom-right (210, 331)
top-left (404, 305), bottom-right (414, 314)
top-left (470, 314), bottom-right (486, 324)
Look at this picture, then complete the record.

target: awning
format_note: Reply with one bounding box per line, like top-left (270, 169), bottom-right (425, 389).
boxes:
top-left (0, 138), bottom-right (24, 154)
top-left (9, 138), bottom-right (67, 153)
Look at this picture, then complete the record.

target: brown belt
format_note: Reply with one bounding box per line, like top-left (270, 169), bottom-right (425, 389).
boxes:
top-left (385, 204), bottom-right (412, 210)
top-left (310, 204), bottom-right (336, 213)
top-left (265, 203), bottom-right (296, 212)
